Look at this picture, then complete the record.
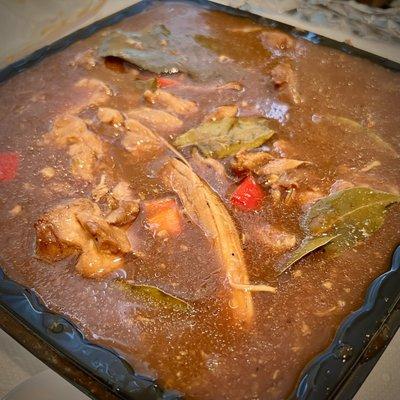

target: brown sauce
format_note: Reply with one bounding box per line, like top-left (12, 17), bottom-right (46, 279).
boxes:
top-left (0, 2), bottom-right (399, 399)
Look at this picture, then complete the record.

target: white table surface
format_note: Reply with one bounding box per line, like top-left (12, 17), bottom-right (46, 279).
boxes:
top-left (0, 1), bottom-right (398, 399)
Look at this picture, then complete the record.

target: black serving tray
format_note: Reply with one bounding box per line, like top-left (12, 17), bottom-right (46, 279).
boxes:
top-left (0, 1), bottom-right (399, 399)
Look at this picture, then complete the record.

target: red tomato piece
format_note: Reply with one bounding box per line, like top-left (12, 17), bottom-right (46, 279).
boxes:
top-left (0, 152), bottom-right (19, 182)
top-left (231, 175), bottom-right (265, 211)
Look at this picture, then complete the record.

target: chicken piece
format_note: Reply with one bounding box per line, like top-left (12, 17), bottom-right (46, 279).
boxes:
top-left (75, 78), bottom-right (112, 106)
top-left (272, 139), bottom-right (293, 158)
top-left (251, 224), bottom-right (296, 253)
top-left (257, 159), bottom-right (306, 176)
top-left (92, 174), bottom-right (109, 202)
top-left (44, 115), bottom-right (105, 181)
top-left (70, 50), bottom-right (97, 70)
top-left (231, 151), bottom-right (273, 173)
top-left (35, 199), bottom-right (98, 263)
top-left (106, 200), bottom-right (140, 226)
top-left (191, 148), bottom-right (229, 194)
top-left (270, 63), bottom-right (295, 87)
top-left (216, 82), bottom-right (244, 91)
top-left (297, 189), bottom-right (324, 206)
top-left (105, 181), bottom-right (140, 226)
top-left (144, 89), bottom-right (198, 115)
top-left (127, 107), bottom-right (183, 133)
top-left (270, 63), bottom-right (301, 104)
top-left (205, 105), bottom-right (238, 122)
top-left (35, 199), bottom-right (131, 278)
top-left (231, 150), bottom-right (306, 177)
top-left (40, 166), bottom-right (56, 179)
top-left (76, 212), bottom-right (131, 253)
top-left (260, 30), bottom-right (294, 54)
top-left (329, 179), bottom-right (355, 194)
top-left (97, 107), bottom-right (124, 126)
top-left (75, 240), bottom-right (124, 277)
top-left (122, 118), bottom-right (162, 157)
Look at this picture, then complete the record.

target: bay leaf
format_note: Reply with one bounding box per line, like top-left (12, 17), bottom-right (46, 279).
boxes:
top-left (324, 115), bottom-right (398, 157)
top-left (174, 116), bottom-right (274, 158)
top-left (304, 187), bottom-right (400, 255)
top-left (99, 25), bottom-right (186, 74)
top-left (277, 235), bottom-right (337, 275)
top-left (115, 279), bottom-right (191, 311)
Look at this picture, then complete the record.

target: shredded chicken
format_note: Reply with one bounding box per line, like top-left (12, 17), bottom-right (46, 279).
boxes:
top-left (205, 105), bottom-right (238, 122)
top-left (70, 50), bottom-right (97, 70)
top-left (227, 26), bottom-right (263, 33)
top-left (231, 151), bottom-right (306, 177)
top-left (257, 159), bottom-right (306, 175)
top-left (260, 30), bottom-right (294, 54)
top-left (361, 160), bottom-right (381, 172)
top-left (97, 107), bottom-right (124, 126)
top-left (122, 118), bottom-right (163, 157)
top-left (231, 151), bottom-right (273, 173)
top-left (251, 225), bottom-right (296, 253)
top-left (75, 78), bottom-right (112, 106)
top-left (44, 115), bottom-right (105, 181)
top-left (163, 158), bottom-right (276, 324)
top-left (216, 81), bottom-right (244, 91)
top-left (105, 182), bottom-right (140, 226)
top-left (35, 198), bottom-right (131, 278)
top-left (270, 63), bottom-right (301, 104)
top-left (297, 189), bottom-right (324, 206)
top-left (127, 107), bottom-right (183, 133)
top-left (330, 180), bottom-right (355, 194)
top-left (144, 89), bottom-right (198, 115)
top-left (40, 166), bottom-right (56, 179)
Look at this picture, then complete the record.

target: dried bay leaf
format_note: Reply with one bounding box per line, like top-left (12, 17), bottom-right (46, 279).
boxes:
top-left (115, 279), bottom-right (192, 311)
top-left (304, 187), bottom-right (400, 255)
top-left (99, 25), bottom-right (186, 74)
top-left (277, 235), bottom-right (337, 275)
top-left (277, 187), bottom-right (399, 273)
top-left (324, 115), bottom-right (398, 157)
top-left (174, 116), bottom-right (274, 158)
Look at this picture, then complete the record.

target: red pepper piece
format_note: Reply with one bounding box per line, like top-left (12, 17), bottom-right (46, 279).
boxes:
top-left (0, 152), bottom-right (19, 181)
top-left (231, 175), bottom-right (265, 211)
top-left (156, 76), bottom-right (179, 88)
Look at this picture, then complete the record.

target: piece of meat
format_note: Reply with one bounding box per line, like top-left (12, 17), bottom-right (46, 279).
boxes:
top-left (231, 151), bottom-right (273, 174)
top-left (97, 107), bottom-right (124, 126)
top-left (205, 105), bottom-right (238, 122)
top-left (270, 63), bottom-right (301, 104)
top-left (126, 107), bottom-right (183, 133)
top-left (216, 82), bottom-right (244, 91)
top-left (256, 159), bottom-right (307, 176)
top-left (329, 180), bottom-right (355, 194)
top-left (76, 212), bottom-right (131, 253)
top-left (44, 115), bottom-right (105, 181)
top-left (297, 189), bottom-right (324, 206)
top-left (106, 200), bottom-right (140, 226)
top-left (250, 224), bottom-right (296, 253)
top-left (260, 30), bottom-right (294, 54)
top-left (191, 148), bottom-right (229, 194)
top-left (75, 240), bottom-right (125, 278)
top-left (75, 78), bottom-right (112, 106)
top-left (122, 118), bottom-right (162, 157)
top-left (40, 166), bottom-right (56, 179)
top-left (144, 89), bottom-right (198, 115)
top-left (35, 198), bottom-right (131, 278)
top-left (270, 63), bottom-right (294, 87)
top-left (35, 199), bottom-right (98, 263)
top-left (272, 139), bottom-right (293, 158)
top-left (105, 181), bottom-right (140, 226)
top-left (70, 50), bottom-right (97, 70)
